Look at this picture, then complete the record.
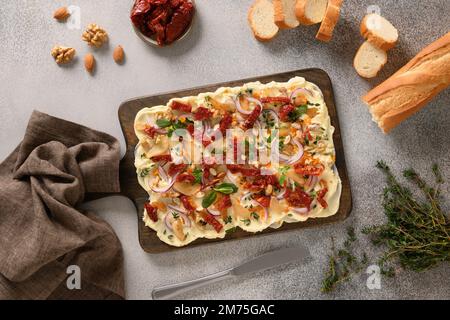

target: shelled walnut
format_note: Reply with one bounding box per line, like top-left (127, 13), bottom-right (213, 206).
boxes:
top-left (82, 23), bottom-right (108, 48)
top-left (51, 46), bottom-right (76, 64)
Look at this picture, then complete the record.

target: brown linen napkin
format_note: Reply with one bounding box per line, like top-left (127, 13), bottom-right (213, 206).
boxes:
top-left (0, 111), bottom-right (125, 300)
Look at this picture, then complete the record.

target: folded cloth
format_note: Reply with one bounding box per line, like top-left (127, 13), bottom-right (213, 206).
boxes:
top-left (0, 111), bottom-right (124, 300)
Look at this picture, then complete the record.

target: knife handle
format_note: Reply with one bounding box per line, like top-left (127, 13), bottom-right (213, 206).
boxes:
top-left (152, 269), bottom-right (235, 300)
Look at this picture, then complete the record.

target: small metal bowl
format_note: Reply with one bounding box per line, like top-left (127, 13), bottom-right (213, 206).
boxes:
top-left (131, 0), bottom-right (196, 47)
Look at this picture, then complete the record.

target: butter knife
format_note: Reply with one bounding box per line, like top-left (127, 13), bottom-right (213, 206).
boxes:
top-left (152, 246), bottom-right (310, 300)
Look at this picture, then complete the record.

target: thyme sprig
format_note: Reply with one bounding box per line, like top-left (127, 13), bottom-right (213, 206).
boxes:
top-left (363, 161), bottom-right (450, 273)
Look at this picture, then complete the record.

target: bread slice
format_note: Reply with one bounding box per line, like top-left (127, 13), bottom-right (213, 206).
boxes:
top-left (248, 0), bottom-right (280, 41)
top-left (363, 32), bottom-right (450, 133)
top-left (274, 0), bottom-right (300, 29)
top-left (316, 0), bottom-right (343, 42)
top-left (361, 13), bottom-right (398, 51)
top-left (354, 41), bottom-right (388, 78)
top-left (295, 0), bottom-right (328, 25)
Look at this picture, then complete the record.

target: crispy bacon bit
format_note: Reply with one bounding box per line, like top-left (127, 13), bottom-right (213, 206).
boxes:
top-left (151, 154), bottom-right (172, 162)
top-left (278, 104), bottom-right (295, 121)
top-left (242, 105), bottom-right (262, 130)
top-left (170, 100), bottom-right (192, 112)
top-left (227, 165), bottom-right (260, 177)
top-left (202, 213), bottom-right (223, 233)
top-left (285, 187), bottom-right (313, 209)
top-left (168, 163), bottom-right (187, 176)
top-left (144, 125), bottom-right (158, 138)
top-left (180, 195), bottom-right (196, 213)
top-left (176, 173), bottom-right (196, 183)
top-left (260, 97), bottom-right (291, 104)
top-left (255, 195), bottom-right (271, 208)
top-left (219, 113), bottom-right (233, 135)
top-left (194, 106), bottom-right (213, 121)
top-left (294, 164), bottom-right (325, 177)
top-left (317, 188), bottom-right (328, 209)
top-left (216, 195), bottom-right (232, 211)
top-left (144, 202), bottom-right (158, 222)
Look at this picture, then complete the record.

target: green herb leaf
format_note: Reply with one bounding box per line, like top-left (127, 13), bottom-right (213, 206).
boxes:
top-left (202, 191), bottom-right (217, 208)
top-left (251, 212), bottom-right (259, 220)
top-left (241, 219), bottom-right (251, 226)
top-left (193, 168), bottom-right (203, 184)
top-left (156, 118), bottom-right (172, 128)
top-left (288, 105), bottom-right (308, 122)
top-left (213, 183), bottom-right (238, 195)
top-left (139, 168), bottom-right (151, 178)
top-left (224, 216), bottom-right (232, 224)
top-left (226, 227), bottom-right (237, 234)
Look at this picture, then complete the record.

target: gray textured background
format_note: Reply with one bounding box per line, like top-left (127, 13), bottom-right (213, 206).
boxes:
top-left (0, 0), bottom-right (449, 300)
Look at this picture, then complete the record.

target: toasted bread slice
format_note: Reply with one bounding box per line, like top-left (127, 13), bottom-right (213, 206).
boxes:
top-left (316, 0), bottom-right (343, 42)
top-left (295, 0), bottom-right (328, 25)
top-left (361, 13), bottom-right (398, 51)
top-left (274, 0), bottom-right (300, 29)
top-left (248, 0), bottom-right (280, 41)
top-left (354, 41), bottom-right (388, 78)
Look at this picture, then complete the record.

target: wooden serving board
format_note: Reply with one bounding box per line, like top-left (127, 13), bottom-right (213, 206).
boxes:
top-left (117, 69), bottom-right (352, 253)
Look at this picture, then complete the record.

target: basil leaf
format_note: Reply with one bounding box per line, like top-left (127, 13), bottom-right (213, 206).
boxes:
top-left (193, 168), bottom-right (203, 184)
top-left (213, 183), bottom-right (238, 195)
top-left (202, 191), bottom-right (217, 208)
top-left (156, 119), bottom-right (172, 128)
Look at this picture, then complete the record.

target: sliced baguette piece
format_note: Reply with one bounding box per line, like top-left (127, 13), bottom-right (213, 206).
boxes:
top-left (316, 0), bottom-right (343, 42)
top-left (354, 41), bottom-right (388, 78)
top-left (274, 0), bottom-right (300, 29)
top-left (248, 0), bottom-right (280, 41)
top-left (363, 32), bottom-right (450, 133)
top-left (361, 13), bottom-right (398, 51)
top-left (295, 0), bottom-right (328, 25)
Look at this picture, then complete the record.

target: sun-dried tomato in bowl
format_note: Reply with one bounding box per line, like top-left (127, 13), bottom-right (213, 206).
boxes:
top-left (131, 0), bottom-right (195, 47)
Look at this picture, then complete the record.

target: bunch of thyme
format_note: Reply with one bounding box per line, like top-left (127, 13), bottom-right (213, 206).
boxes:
top-left (321, 227), bottom-right (368, 293)
top-left (363, 161), bottom-right (450, 273)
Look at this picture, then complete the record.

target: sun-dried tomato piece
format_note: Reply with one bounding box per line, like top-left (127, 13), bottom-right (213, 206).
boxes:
top-left (144, 125), bottom-right (159, 138)
top-left (294, 164), bottom-right (324, 177)
top-left (151, 154), bottom-right (172, 162)
top-left (242, 105), bottom-right (262, 130)
top-left (203, 213), bottom-right (223, 233)
top-left (180, 195), bottom-right (196, 213)
top-left (227, 165), bottom-right (261, 177)
top-left (171, 100), bottom-right (192, 112)
top-left (247, 174), bottom-right (280, 191)
top-left (303, 128), bottom-right (313, 142)
top-left (194, 106), bottom-right (213, 121)
top-left (261, 97), bottom-right (291, 104)
top-left (219, 113), bottom-right (233, 135)
top-left (166, 0), bottom-right (194, 44)
top-left (285, 188), bottom-right (312, 209)
top-left (255, 195), bottom-right (271, 208)
top-left (168, 163), bottom-right (187, 176)
top-left (278, 104), bottom-right (296, 121)
top-left (317, 188), bottom-right (328, 209)
top-left (176, 173), bottom-right (196, 183)
top-left (216, 195), bottom-right (232, 211)
top-left (186, 123), bottom-right (194, 136)
top-left (144, 202), bottom-right (158, 222)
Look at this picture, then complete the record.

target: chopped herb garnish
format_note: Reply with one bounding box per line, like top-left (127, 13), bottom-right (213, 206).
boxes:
top-left (241, 219), bottom-right (251, 226)
top-left (226, 227), bottom-right (237, 234)
top-left (193, 167), bottom-right (203, 184)
top-left (288, 105), bottom-right (308, 122)
top-left (139, 168), bottom-right (151, 177)
top-left (171, 212), bottom-right (179, 219)
top-left (224, 216), bottom-right (232, 224)
top-left (251, 212), bottom-right (260, 220)
top-left (279, 166), bottom-right (290, 185)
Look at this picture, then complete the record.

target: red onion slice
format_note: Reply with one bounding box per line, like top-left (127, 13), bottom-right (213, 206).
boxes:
top-left (276, 188), bottom-right (287, 200)
top-left (207, 208), bottom-right (222, 216)
top-left (149, 173), bottom-right (178, 193)
top-left (164, 212), bottom-right (191, 231)
top-left (226, 170), bottom-right (239, 184)
top-left (167, 204), bottom-right (188, 214)
top-left (290, 88), bottom-right (314, 101)
top-left (234, 95), bottom-right (262, 115)
top-left (158, 166), bottom-right (169, 182)
top-left (292, 207), bottom-right (309, 215)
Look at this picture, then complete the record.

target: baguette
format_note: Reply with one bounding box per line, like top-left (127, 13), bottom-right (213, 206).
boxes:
top-left (363, 32), bottom-right (450, 133)
top-left (316, 0), bottom-right (344, 42)
top-left (248, 0), bottom-right (280, 41)
top-left (354, 41), bottom-right (388, 78)
top-left (274, 0), bottom-right (300, 29)
top-left (361, 13), bottom-right (398, 51)
top-left (295, 0), bottom-right (328, 25)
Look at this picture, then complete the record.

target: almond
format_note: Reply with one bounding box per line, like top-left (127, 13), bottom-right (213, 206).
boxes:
top-left (113, 45), bottom-right (125, 64)
top-left (53, 7), bottom-right (70, 21)
top-left (84, 53), bottom-right (95, 73)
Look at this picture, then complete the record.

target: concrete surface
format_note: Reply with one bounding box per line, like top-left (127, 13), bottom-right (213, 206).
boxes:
top-left (0, 0), bottom-right (449, 300)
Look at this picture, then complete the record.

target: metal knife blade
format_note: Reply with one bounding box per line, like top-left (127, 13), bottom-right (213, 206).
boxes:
top-left (231, 246), bottom-right (310, 276)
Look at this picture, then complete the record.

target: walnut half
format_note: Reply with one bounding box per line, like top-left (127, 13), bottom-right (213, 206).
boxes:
top-left (82, 23), bottom-right (108, 48)
top-left (51, 46), bottom-right (76, 64)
